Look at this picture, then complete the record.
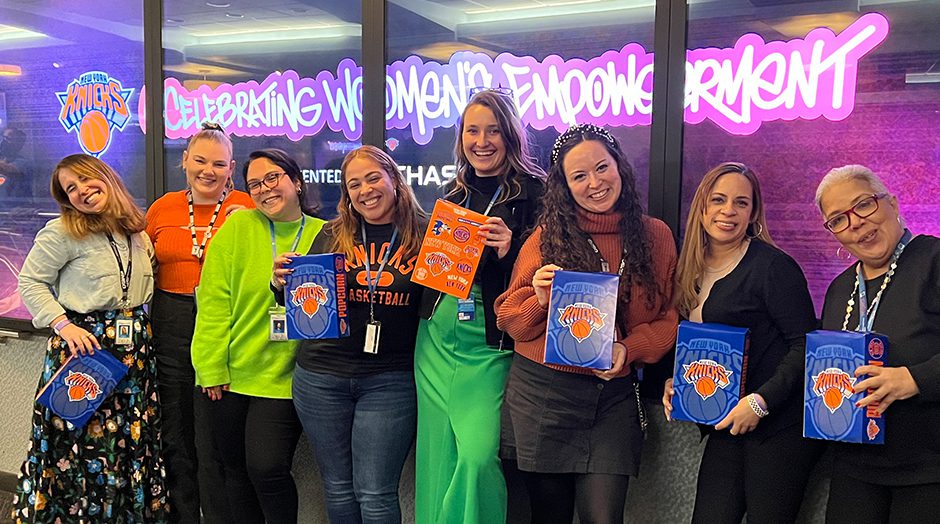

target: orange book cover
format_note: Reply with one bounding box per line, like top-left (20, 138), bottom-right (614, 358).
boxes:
top-left (411, 199), bottom-right (488, 299)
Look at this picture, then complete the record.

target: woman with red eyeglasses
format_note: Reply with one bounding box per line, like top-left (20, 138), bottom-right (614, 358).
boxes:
top-left (191, 149), bottom-right (325, 524)
top-left (816, 165), bottom-right (940, 523)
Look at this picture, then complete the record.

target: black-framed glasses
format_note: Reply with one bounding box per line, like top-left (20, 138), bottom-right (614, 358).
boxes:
top-left (468, 86), bottom-right (513, 100)
top-left (823, 193), bottom-right (888, 233)
top-left (246, 172), bottom-right (286, 194)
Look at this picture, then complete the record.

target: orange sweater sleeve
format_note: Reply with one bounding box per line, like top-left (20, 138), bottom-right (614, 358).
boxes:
top-left (495, 226), bottom-right (549, 343)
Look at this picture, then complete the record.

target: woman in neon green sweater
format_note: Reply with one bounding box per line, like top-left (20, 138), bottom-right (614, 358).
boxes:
top-left (192, 148), bottom-right (324, 524)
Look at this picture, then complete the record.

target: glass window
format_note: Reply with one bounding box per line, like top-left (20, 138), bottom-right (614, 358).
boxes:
top-left (161, 1), bottom-right (364, 218)
top-left (0, 1), bottom-right (146, 323)
top-left (681, 0), bottom-right (940, 310)
top-left (385, 0), bottom-right (657, 210)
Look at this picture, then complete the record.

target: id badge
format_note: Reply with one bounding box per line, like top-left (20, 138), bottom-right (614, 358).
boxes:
top-left (457, 293), bottom-right (475, 322)
top-left (269, 307), bottom-right (287, 341)
top-left (364, 321), bottom-right (381, 354)
top-left (115, 318), bottom-right (134, 345)
top-left (191, 245), bottom-right (203, 258)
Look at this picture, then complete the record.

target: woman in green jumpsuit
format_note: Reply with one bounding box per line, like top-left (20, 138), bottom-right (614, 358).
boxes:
top-left (414, 89), bottom-right (545, 523)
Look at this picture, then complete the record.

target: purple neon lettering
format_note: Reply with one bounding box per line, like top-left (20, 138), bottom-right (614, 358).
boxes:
top-left (162, 13), bottom-right (888, 143)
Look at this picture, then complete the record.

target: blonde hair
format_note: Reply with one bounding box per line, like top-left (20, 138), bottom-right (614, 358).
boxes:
top-left (815, 164), bottom-right (890, 214)
top-left (675, 162), bottom-right (774, 317)
top-left (330, 146), bottom-right (427, 259)
top-left (50, 154), bottom-right (146, 239)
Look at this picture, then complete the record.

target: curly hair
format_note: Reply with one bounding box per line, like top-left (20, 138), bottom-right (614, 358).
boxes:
top-left (539, 127), bottom-right (660, 314)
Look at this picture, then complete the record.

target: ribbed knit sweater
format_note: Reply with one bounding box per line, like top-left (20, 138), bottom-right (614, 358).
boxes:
top-left (146, 189), bottom-right (255, 294)
top-left (495, 209), bottom-right (679, 376)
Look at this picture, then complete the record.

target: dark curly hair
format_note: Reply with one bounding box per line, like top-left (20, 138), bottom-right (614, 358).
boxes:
top-left (539, 127), bottom-right (660, 314)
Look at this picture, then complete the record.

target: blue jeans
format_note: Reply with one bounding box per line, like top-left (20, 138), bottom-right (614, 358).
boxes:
top-left (292, 365), bottom-right (417, 524)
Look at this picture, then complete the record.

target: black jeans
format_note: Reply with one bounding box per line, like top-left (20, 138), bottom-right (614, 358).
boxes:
top-left (209, 391), bottom-right (303, 524)
top-left (151, 289), bottom-right (232, 524)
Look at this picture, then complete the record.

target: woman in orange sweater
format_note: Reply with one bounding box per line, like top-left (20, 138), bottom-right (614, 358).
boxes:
top-left (145, 122), bottom-right (253, 524)
top-left (495, 124), bottom-right (678, 523)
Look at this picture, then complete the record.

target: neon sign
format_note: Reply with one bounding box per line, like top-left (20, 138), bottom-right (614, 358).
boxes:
top-left (161, 13), bottom-right (888, 143)
top-left (57, 71), bottom-right (133, 157)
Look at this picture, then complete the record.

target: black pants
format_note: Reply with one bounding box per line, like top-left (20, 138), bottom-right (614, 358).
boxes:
top-left (519, 471), bottom-right (630, 524)
top-left (152, 289), bottom-right (232, 524)
top-left (209, 391), bottom-right (303, 524)
top-left (691, 425), bottom-right (825, 524)
top-left (826, 477), bottom-right (940, 524)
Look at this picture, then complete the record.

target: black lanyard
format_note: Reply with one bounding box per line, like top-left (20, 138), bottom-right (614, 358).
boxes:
top-left (362, 224), bottom-right (398, 323)
top-left (462, 185), bottom-right (503, 217)
top-left (586, 237), bottom-right (626, 276)
top-left (106, 232), bottom-right (133, 306)
top-left (187, 189), bottom-right (227, 260)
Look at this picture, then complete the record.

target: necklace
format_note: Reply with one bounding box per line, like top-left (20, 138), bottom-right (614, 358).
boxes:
top-left (705, 239), bottom-right (748, 274)
top-left (842, 230), bottom-right (912, 331)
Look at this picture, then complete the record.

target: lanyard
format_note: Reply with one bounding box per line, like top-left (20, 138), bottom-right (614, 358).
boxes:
top-left (462, 185), bottom-right (503, 217)
top-left (187, 189), bottom-right (227, 260)
top-left (105, 232), bottom-right (133, 306)
top-left (586, 237), bottom-right (626, 276)
top-left (267, 215), bottom-right (307, 262)
top-left (361, 224), bottom-right (399, 323)
top-left (853, 229), bottom-right (912, 332)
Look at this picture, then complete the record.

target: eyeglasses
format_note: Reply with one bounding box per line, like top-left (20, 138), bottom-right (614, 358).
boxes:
top-left (468, 86), bottom-right (513, 100)
top-left (247, 172), bottom-right (286, 194)
top-left (823, 193), bottom-right (888, 233)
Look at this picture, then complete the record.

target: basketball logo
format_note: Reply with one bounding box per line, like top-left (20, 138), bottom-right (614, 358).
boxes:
top-left (64, 371), bottom-right (102, 402)
top-left (682, 359), bottom-right (732, 401)
top-left (425, 252), bottom-right (453, 276)
top-left (291, 283), bottom-right (329, 318)
top-left (812, 368), bottom-right (856, 413)
top-left (557, 302), bottom-right (606, 343)
top-left (57, 71), bottom-right (133, 157)
top-left (868, 338), bottom-right (885, 359)
top-left (867, 419), bottom-right (880, 440)
top-left (453, 226), bottom-right (471, 243)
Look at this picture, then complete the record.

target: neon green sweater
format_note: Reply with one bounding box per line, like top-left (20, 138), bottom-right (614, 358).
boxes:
top-left (192, 209), bottom-right (324, 398)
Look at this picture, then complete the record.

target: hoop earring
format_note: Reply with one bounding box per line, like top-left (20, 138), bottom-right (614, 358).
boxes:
top-left (747, 222), bottom-right (763, 239)
top-left (836, 245), bottom-right (853, 261)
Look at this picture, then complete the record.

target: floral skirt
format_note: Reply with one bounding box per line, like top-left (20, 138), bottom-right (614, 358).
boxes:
top-left (12, 307), bottom-right (170, 524)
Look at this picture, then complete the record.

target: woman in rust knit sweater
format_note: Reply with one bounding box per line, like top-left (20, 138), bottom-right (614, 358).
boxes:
top-left (495, 124), bottom-right (678, 523)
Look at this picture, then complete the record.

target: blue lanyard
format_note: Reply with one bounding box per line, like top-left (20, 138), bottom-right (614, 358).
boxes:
top-left (268, 215), bottom-right (307, 261)
top-left (856, 229), bottom-right (911, 332)
top-left (361, 224), bottom-right (398, 323)
top-left (462, 184), bottom-right (503, 216)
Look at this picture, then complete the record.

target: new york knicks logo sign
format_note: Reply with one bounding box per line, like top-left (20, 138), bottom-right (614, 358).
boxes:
top-left (425, 252), bottom-right (453, 276)
top-left (64, 371), bottom-right (102, 402)
top-left (557, 302), bottom-right (606, 343)
top-left (812, 368), bottom-right (856, 414)
top-left (56, 71), bottom-right (133, 157)
top-left (291, 283), bottom-right (329, 318)
top-left (682, 359), bottom-right (732, 401)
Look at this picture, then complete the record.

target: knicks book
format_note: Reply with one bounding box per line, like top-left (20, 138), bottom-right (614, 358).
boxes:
top-left (544, 271), bottom-right (619, 370)
top-left (671, 321), bottom-right (750, 425)
top-left (35, 350), bottom-right (129, 428)
top-left (411, 199), bottom-right (488, 300)
top-left (284, 254), bottom-right (349, 339)
top-left (804, 330), bottom-right (887, 444)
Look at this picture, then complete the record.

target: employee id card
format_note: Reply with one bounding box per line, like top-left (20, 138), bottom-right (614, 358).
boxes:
top-left (364, 321), bottom-right (381, 354)
top-left (115, 318), bottom-right (134, 345)
top-left (457, 293), bottom-right (475, 322)
top-left (269, 306), bottom-right (287, 341)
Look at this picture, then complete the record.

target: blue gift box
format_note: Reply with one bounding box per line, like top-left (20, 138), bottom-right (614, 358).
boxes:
top-left (284, 254), bottom-right (349, 340)
top-left (544, 270), bottom-right (619, 370)
top-left (671, 321), bottom-right (750, 425)
top-left (804, 330), bottom-right (887, 444)
top-left (35, 350), bottom-right (129, 428)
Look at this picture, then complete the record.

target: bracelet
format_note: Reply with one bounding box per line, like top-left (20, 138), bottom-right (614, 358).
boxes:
top-left (52, 318), bottom-right (72, 335)
top-left (747, 394), bottom-right (769, 418)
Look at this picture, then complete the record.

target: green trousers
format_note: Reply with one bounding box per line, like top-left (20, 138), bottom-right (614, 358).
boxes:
top-left (414, 289), bottom-right (513, 524)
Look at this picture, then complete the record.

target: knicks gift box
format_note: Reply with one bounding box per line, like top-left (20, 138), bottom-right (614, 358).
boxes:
top-left (804, 330), bottom-right (887, 444)
top-left (671, 321), bottom-right (750, 425)
top-left (284, 254), bottom-right (349, 339)
top-left (544, 270), bottom-right (619, 370)
top-left (411, 199), bottom-right (488, 300)
top-left (36, 350), bottom-right (129, 428)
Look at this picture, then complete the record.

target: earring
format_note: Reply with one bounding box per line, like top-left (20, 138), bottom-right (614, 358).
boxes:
top-left (836, 246), bottom-right (853, 261)
top-left (747, 222), bottom-right (763, 239)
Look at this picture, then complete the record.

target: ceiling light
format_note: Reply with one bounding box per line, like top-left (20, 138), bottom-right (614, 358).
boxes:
top-left (0, 64), bottom-right (23, 76)
top-left (0, 24), bottom-right (46, 43)
top-left (225, 12), bottom-right (244, 18)
top-left (206, 2), bottom-right (231, 8)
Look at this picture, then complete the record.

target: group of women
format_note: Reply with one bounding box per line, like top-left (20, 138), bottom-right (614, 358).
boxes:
top-left (9, 85), bottom-right (940, 524)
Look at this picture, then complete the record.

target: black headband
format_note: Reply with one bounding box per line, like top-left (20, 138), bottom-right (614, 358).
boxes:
top-left (550, 123), bottom-right (616, 165)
